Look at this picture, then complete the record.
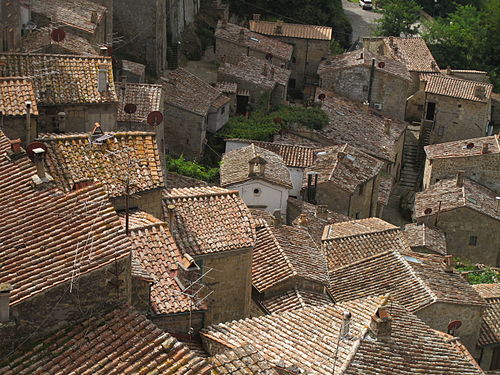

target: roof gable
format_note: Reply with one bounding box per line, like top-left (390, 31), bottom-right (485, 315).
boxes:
top-left (116, 82), bottom-right (163, 123)
top-left (0, 77), bottom-right (39, 116)
top-left (425, 74), bottom-right (492, 103)
top-left (249, 20), bottom-right (332, 41)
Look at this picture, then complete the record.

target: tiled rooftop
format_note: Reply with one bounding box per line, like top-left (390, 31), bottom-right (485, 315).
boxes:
top-left (225, 139), bottom-right (316, 168)
top-left (22, 29), bottom-right (99, 55)
top-left (118, 210), bottom-right (205, 315)
top-left (166, 171), bottom-right (208, 189)
top-left (0, 131), bottom-right (131, 306)
top-left (215, 81), bottom-right (238, 94)
top-left (425, 74), bottom-right (493, 103)
top-left (221, 144), bottom-right (293, 188)
top-left (218, 56), bottom-right (291, 89)
top-left (322, 217), bottom-right (397, 240)
top-left (116, 82), bottom-right (163, 123)
top-left (216, 21), bottom-right (293, 62)
top-left (162, 68), bottom-right (228, 116)
top-left (32, 0), bottom-right (106, 34)
top-left (0, 77), bottom-right (39, 116)
top-left (472, 284), bottom-right (500, 347)
top-left (415, 177), bottom-right (500, 221)
top-left (377, 173), bottom-right (393, 206)
top-left (315, 89), bottom-right (407, 162)
top-left (249, 20), bottom-right (332, 41)
top-left (202, 295), bottom-right (485, 375)
top-left (252, 223), bottom-right (329, 292)
top-left (163, 187), bottom-right (256, 256)
top-left (39, 131), bottom-right (164, 198)
top-left (424, 135), bottom-right (500, 159)
top-left (0, 53), bottom-right (117, 105)
top-left (1, 307), bottom-right (212, 374)
top-left (318, 49), bottom-right (411, 81)
top-left (305, 144), bottom-right (384, 193)
top-left (210, 344), bottom-right (279, 375)
top-left (329, 250), bottom-right (485, 312)
top-left (403, 223), bottom-right (447, 255)
top-left (261, 288), bottom-right (333, 313)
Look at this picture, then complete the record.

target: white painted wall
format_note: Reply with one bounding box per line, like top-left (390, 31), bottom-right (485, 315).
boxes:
top-left (288, 167), bottom-right (305, 198)
top-left (207, 103), bottom-right (230, 133)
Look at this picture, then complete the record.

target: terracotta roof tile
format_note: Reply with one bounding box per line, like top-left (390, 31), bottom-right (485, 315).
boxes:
top-left (403, 223), bottom-right (447, 255)
top-left (221, 144), bottom-right (293, 188)
top-left (215, 81), bottom-right (238, 94)
top-left (1, 307), bottom-right (212, 374)
top-left (322, 217), bottom-right (397, 240)
top-left (0, 77), bottom-right (39, 116)
top-left (119, 210), bottom-right (205, 315)
top-left (305, 144), bottom-right (384, 193)
top-left (216, 21), bottom-right (293, 62)
top-left (32, 0), bottom-right (106, 34)
top-left (166, 171), bottom-right (208, 189)
top-left (39, 131), bottom-right (164, 198)
top-left (424, 135), bottom-right (500, 159)
top-left (249, 20), bottom-right (332, 41)
top-left (0, 53), bottom-right (117, 105)
top-left (377, 173), bottom-right (393, 206)
top-left (116, 82), bottom-right (163, 123)
top-left (318, 49), bottom-right (411, 81)
top-left (415, 177), bottom-right (500, 221)
top-left (0, 131), bottom-right (131, 306)
top-left (253, 224), bottom-right (329, 292)
top-left (425, 74), bottom-right (492, 102)
top-left (162, 68), bottom-right (228, 116)
top-left (261, 288), bottom-right (333, 313)
top-left (202, 296), bottom-right (485, 375)
top-left (22, 29), bottom-right (99, 56)
top-left (218, 56), bottom-right (291, 89)
top-left (315, 89), bottom-right (407, 162)
top-left (210, 344), bottom-right (279, 375)
top-left (472, 284), bottom-right (500, 346)
top-left (163, 187), bottom-right (256, 256)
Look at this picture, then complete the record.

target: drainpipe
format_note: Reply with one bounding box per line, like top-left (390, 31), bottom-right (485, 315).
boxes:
top-left (25, 101), bottom-right (32, 145)
top-left (367, 58), bottom-right (376, 105)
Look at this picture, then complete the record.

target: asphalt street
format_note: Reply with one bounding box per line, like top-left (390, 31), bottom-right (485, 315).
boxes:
top-left (342, 0), bottom-right (382, 43)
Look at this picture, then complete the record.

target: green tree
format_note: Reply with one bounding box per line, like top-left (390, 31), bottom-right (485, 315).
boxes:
top-left (376, 0), bottom-right (422, 36)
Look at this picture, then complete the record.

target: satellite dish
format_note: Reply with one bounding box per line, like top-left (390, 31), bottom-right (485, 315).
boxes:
top-left (447, 320), bottom-right (462, 332)
top-left (424, 208), bottom-right (433, 215)
top-left (51, 28), bottom-right (66, 42)
top-left (466, 142), bottom-right (475, 149)
top-left (378, 61), bottom-right (385, 69)
top-left (318, 93), bottom-right (326, 100)
top-left (147, 111), bottom-right (163, 126)
top-left (26, 142), bottom-right (48, 161)
top-left (124, 103), bottom-right (137, 114)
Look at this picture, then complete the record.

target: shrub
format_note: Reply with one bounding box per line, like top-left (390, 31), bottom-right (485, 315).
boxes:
top-left (166, 155), bottom-right (219, 183)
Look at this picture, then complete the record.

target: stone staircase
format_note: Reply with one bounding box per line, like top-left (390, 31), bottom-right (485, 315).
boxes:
top-left (167, 44), bottom-right (179, 70)
top-left (399, 125), bottom-right (422, 189)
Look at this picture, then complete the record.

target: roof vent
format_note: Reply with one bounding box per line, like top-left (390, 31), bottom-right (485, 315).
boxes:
top-left (370, 305), bottom-right (393, 341)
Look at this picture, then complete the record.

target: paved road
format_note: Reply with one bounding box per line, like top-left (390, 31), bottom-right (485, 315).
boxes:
top-left (342, 0), bottom-right (382, 44)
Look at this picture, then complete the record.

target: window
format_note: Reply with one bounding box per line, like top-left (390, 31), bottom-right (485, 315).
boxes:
top-left (291, 56), bottom-right (297, 64)
top-left (288, 78), bottom-right (296, 89)
top-left (469, 236), bottom-right (478, 246)
top-left (221, 105), bottom-right (225, 115)
top-left (355, 212), bottom-right (360, 219)
top-left (425, 102), bottom-right (436, 121)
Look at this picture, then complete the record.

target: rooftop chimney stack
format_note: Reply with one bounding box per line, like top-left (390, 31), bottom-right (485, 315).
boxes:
top-left (10, 138), bottom-right (22, 154)
top-left (388, 36), bottom-right (394, 47)
top-left (253, 13), bottom-right (261, 21)
top-left (167, 204), bottom-right (176, 229)
top-left (370, 305), bottom-right (393, 341)
top-left (99, 46), bottom-right (108, 56)
top-left (262, 63), bottom-right (268, 76)
top-left (298, 213), bottom-right (309, 227)
top-left (33, 148), bottom-right (49, 181)
top-left (25, 101), bottom-right (32, 145)
top-left (273, 210), bottom-right (282, 226)
top-left (444, 255), bottom-right (454, 273)
top-left (275, 20), bottom-right (283, 34)
top-left (482, 143), bottom-right (489, 154)
top-left (97, 64), bottom-right (108, 93)
top-left (446, 66), bottom-right (451, 75)
top-left (0, 283), bottom-right (12, 322)
top-left (456, 170), bottom-right (464, 187)
top-left (57, 112), bottom-right (66, 132)
top-left (315, 205), bottom-right (328, 219)
top-left (238, 28), bottom-right (245, 41)
top-left (340, 311), bottom-right (352, 339)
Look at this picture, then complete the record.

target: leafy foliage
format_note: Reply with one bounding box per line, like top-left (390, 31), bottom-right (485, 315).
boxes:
top-left (376, 0), bottom-right (422, 36)
top-left (217, 105), bottom-right (329, 141)
top-left (166, 155), bottom-right (219, 183)
top-left (413, 0), bottom-right (482, 18)
top-left (454, 257), bottom-right (500, 285)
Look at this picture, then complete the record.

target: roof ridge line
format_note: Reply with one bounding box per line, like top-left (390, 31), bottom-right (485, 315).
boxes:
top-left (329, 249), bottom-right (395, 272)
top-left (324, 227), bottom-right (400, 242)
top-left (267, 224), bottom-right (298, 278)
top-left (165, 189), bottom-right (239, 200)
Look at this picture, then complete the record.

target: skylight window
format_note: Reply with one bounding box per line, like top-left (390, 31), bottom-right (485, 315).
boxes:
top-left (403, 255), bottom-right (423, 264)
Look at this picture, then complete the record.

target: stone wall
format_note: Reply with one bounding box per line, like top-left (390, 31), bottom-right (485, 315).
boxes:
top-left (207, 102), bottom-right (230, 133)
top-left (0, 255), bottom-right (131, 357)
top-left (0, 117), bottom-right (37, 146)
top-left (197, 247), bottom-right (253, 326)
top-left (217, 70), bottom-right (272, 109)
top-left (111, 189), bottom-right (164, 219)
top-left (167, 0), bottom-right (200, 43)
top-left (131, 276), bottom-right (150, 314)
top-left (0, 0), bottom-right (21, 52)
top-left (215, 37), bottom-right (289, 68)
top-left (417, 208), bottom-right (500, 266)
top-left (152, 310), bottom-right (204, 334)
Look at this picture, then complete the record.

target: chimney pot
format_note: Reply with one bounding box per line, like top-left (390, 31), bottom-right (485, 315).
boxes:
top-left (456, 170), bottom-right (464, 187)
top-left (482, 143), bottom-right (489, 154)
top-left (340, 311), bottom-right (352, 338)
top-left (444, 255), bottom-right (454, 273)
top-left (0, 283), bottom-right (13, 322)
top-left (446, 66), bottom-right (451, 75)
top-left (298, 213), bottom-right (309, 226)
top-left (10, 138), bottom-right (22, 153)
top-left (370, 305), bottom-right (393, 340)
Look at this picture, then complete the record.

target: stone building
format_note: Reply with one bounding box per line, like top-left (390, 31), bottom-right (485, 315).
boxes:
top-left (167, 0), bottom-right (201, 46)
top-left (21, 30), bottom-right (99, 56)
top-left (403, 223), bottom-right (447, 255)
top-left (415, 175), bottom-right (500, 267)
top-left (39, 131), bottom-right (166, 218)
top-left (413, 74), bottom-right (493, 144)
top-left (220, 144), bottom-right (293, 219)
top-left (249, 16), bottom-right (332, 92)
top-left (215, 20), bottom-right (292, 68)
top-left (201, 295), bottom-right (486, 375)
top-left (318, 49), bottom-right (411, 121)
top-left (0, 77), bottom-right (38, 145)
top-left (162, 68), bottom-right (230, 159)
top-left (423, 135), bottom-right (500, 193)
top-left (217, 56), bottom-right (291, 111)
top-left (303, 144), bottom-right (384, 219)
top-left (322, 218), bottom-right (486, 356)
top-left (0, 53), bottom-right (118, 133)
top-left (225, 138), bottom-right (315, 197)
top-left (0, 0), bottom-right (22, 52)
top-left (473, 283), bottom-right (500, 371)
top-left (116, 81), bottom-right (165, 159)
top-left (163, 186), bottom-right (256, 326)
top-left (0, 130), bottom-right (133, 355)
top-left (113, 0), bottom-right (167, 77)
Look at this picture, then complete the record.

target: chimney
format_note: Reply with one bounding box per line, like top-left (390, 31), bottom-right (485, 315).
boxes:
top-left (482, 143), bottom-right (489, 154)
top-left (0, 283), bottom-right (13, 322)
top-left (475, 85), bottom-right (486, 99)
top-left (337, 151), bottom-right (346, 162)
top-left (91, 11), bottom-right (98, 24)
top-left (10, 138), bottom-right (22, 153)
top-left (444, 255), bottom-right (454, 273)
top-left (270, 67), bottom-right (275, 80)
top-left (446, 66), bottom-right (451, 75)
top-left (253, 13), bottom-right (261, 21)
top-left (166, 204), bottom-right (176, 229)
top-left (431, 61), bottom-right (437, 70)
top-left (384, 119), bottom-right (391, 135)
top-left (370, 305), bottom-right (393, 340)
top-left (340, 311), bottom-right (352, 339)
top-left (273, 210), bottom-right (282, 226)
top-left (97, 64), bottom-right (108, 93)
top-left (33, 148), bottom-right (49, 181)
top-left (99, 46), bottom-right (108, 56)
top-left (275, 20), bottom-right (283, 34)
top-left (298, 213), bottom-right (309, 227)
top-left (25, 101), bottom-right (32, 145)
top-left (315, 205), bottom-right (328, 219)
top-left (239, 28), bottom-right (245, 42)
top-left (57, 112), bottom-right (66, 132)
top-left (262, 63), bottom-right (268, 76)
top-left (456, 170), bottom-right (464, 187)
top-left (388, 36), bottom-right (394, 47)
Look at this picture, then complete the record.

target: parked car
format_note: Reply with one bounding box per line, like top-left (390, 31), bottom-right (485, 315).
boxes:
top-left (359, 0), bottom-right (373, 10)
